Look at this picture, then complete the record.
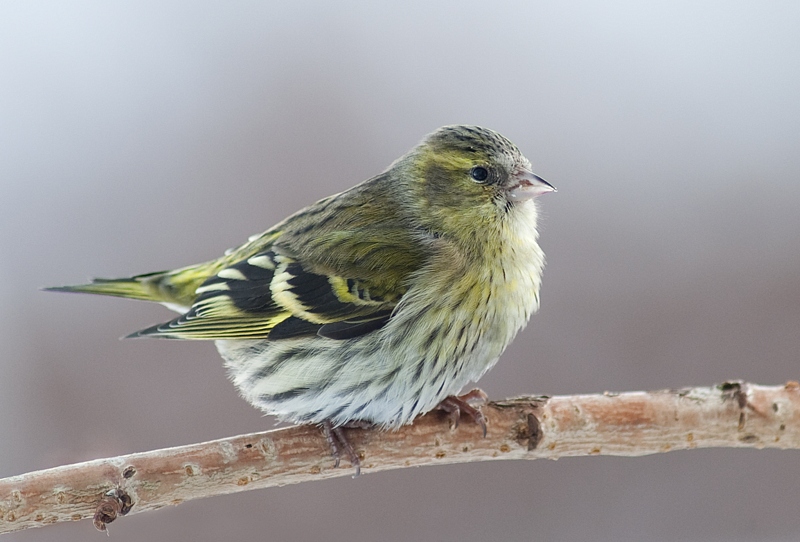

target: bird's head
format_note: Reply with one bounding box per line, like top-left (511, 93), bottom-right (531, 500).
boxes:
top-left (399, 125), bottom-right (555, 237)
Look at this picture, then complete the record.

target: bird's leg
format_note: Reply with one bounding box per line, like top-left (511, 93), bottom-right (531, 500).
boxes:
top-left (320, 420), bottom-right (362, 477)
top-left (436, 388), bottom-right (489, 437)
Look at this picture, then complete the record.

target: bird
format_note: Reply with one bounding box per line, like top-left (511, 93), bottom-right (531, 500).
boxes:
top-left (46, 125), bottom-right (555, 474)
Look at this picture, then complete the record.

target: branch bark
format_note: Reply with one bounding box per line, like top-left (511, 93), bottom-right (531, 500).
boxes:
top-left (1, 381), bottom-right (798, 535)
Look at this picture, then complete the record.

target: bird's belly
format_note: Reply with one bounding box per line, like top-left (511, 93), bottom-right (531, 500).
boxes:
top-left (216, 335), bottom-right (481, 429)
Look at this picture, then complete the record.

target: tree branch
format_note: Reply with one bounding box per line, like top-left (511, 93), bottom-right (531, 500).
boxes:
top-left (1, 381), bottom-right (798, 535)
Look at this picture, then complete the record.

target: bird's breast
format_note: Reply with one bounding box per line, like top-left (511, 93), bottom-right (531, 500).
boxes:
top-left (389, 205), bottom-right (545, 385)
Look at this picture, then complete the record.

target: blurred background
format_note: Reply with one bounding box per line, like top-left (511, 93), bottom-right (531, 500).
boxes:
top-left (1, 1), bottom-right (799, 541)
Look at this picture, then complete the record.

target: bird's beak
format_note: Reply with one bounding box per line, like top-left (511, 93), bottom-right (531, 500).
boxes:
top-left (507, 170), bottom-right (557, 201)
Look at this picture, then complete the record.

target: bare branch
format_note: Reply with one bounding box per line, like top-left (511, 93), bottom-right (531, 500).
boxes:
top-left (1, 381), bottom-right (798, 535)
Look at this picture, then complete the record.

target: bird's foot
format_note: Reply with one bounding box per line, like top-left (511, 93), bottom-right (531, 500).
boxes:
top-left (321, 420), bottom-right (366, 477)
top-left (436, 388), bottom-right (489, 437)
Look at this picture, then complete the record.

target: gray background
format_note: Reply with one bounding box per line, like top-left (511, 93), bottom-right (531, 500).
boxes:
top-left (2, 2), bottom-right (799, 541)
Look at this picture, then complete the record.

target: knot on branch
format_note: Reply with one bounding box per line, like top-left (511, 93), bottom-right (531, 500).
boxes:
top-left (93, 488), bottom-right (133, 532)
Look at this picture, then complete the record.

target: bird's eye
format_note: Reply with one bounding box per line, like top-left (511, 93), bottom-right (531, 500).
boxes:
top-left (470, 166), bottom-right (489, 183)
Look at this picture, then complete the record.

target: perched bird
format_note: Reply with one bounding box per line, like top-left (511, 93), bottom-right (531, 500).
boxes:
top-left (47, 125), bottom-right (555, 473)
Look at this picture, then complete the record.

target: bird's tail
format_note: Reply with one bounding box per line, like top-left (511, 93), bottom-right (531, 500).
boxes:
top-left (44, 264), bottom-right (216, 312)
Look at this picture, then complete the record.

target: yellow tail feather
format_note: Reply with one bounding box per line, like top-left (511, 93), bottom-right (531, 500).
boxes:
top-left (44, 263), bottom-right (218, 310)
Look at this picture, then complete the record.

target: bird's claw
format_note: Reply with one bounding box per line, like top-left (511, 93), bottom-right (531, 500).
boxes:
top-left (437, 388), bottom-right (489, 437)
top-left (321, 421), bottom-right (362, 477)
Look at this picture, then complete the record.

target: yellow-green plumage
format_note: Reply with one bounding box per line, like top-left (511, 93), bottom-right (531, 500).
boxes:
top-left (48, 125), bottom-right (554, 430)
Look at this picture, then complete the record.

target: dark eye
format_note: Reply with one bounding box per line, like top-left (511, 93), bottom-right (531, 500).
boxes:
top-left (470, 166), bottom-right (489, 183)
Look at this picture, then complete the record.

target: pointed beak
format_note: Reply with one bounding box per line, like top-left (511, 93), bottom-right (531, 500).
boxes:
top-left (507, 169), bottom-right (557, 201)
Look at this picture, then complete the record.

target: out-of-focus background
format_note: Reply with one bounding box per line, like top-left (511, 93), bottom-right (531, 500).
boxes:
top-left (2, 2), bottom-right (799, 541)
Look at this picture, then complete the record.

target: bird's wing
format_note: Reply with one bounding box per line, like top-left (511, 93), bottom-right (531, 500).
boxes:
top-left (129, 172), bottom-right (426, 340)
top-left (129, 248), bottom-right (403, 340)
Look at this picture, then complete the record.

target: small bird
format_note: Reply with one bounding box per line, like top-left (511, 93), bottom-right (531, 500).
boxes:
top-left (47, 125), bottom-right (555, 474)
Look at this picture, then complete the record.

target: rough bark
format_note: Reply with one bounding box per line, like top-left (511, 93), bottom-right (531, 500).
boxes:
top-left (1, 381), bottom-right (798, 535)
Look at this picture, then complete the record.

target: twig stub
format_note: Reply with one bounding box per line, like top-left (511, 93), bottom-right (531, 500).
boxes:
top-left (92, 488), bottom-right (133, 532)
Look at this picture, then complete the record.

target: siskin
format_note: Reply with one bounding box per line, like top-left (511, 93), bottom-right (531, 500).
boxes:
top-left (47, 125), bottom-right (555, 473)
